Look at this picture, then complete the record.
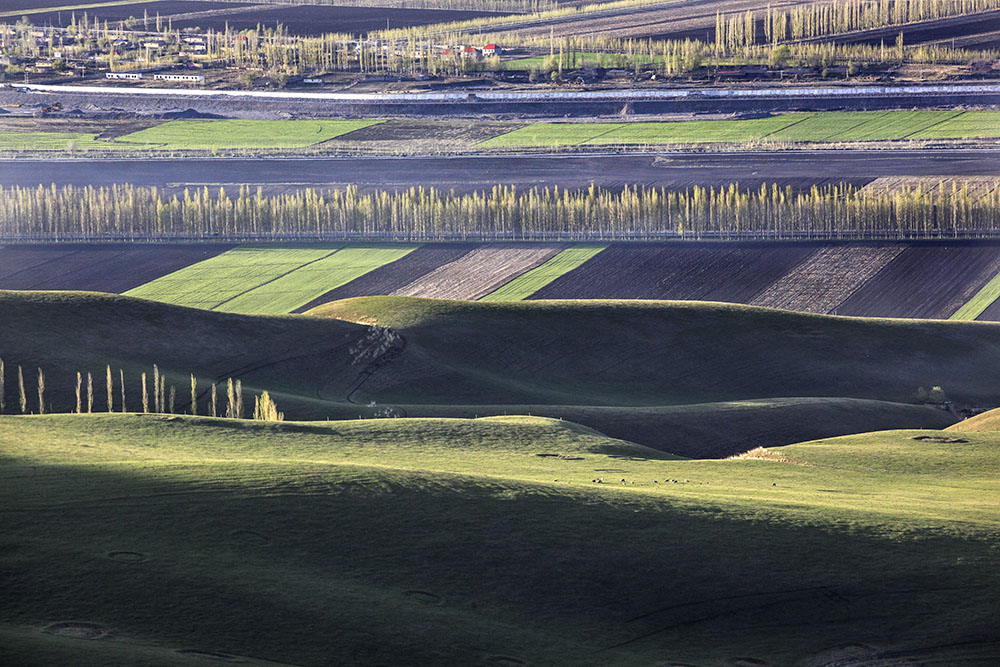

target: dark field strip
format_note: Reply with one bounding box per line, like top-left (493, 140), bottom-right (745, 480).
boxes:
top-left (10, 1), bottom-right (243, 25)
top-left (825, 10), bottom-right (1000, 48)
top-left (976, 292), bottom-right (1000, 321)
top-left (836, 244), bottom-right (1000, 319)
top-left (528, 243), bottom-right (814, 303)
top-left (292, 243), bottom-right (477, 312)
top-left (167, 5), bottom-right (502, 36)
top-left (0, 243), bottom-right (233, 293)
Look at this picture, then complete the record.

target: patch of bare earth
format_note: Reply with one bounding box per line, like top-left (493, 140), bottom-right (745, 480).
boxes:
top-left (391, 245), bottom-right (562, 299)
top-left (749, 246), bottom-right (905, 314)
top-left (321, 120), bottom-right (523, 154)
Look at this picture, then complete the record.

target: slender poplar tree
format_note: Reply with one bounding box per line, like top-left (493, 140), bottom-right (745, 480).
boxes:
top-left (18, 366), bottom-right (26, 414)
top-left (37, 368), bottom-right (45, 415)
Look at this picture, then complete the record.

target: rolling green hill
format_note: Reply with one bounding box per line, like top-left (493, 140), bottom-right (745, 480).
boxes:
top-left (1, 291), bottom-right (994, 455)
top-left (1, 414), bottom-right (997, 665)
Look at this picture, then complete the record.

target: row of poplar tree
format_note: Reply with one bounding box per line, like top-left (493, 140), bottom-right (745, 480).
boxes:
top-left (1, 181), bottom-right (998, 240)
top-left (0, 359), bottom-right (283, 421)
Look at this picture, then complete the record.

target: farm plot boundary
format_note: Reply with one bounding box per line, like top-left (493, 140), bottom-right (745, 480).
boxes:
top-left (480, 244), bottom-right (608, 301)
top-left (391, 245), bottom-right (564, 300)
top-left (749, 245), bottom-right (905, 314)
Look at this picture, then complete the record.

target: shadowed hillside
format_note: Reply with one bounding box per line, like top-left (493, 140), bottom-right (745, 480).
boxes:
top-left (4, 291), bottom-right (996, 455)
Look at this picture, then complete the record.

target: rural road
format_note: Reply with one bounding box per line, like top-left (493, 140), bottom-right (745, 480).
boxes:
top-left (2, 151), bottom-right (998, 193)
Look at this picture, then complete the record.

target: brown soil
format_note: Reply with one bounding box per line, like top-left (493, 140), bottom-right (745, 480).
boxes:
top-left (392, 245), bottom-right (562, 299)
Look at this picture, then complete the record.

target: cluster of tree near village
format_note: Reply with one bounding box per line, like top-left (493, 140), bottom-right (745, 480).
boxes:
top-left (0, 181), bottom-right (998, 241)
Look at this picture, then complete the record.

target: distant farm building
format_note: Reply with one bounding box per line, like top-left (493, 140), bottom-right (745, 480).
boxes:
top-left (482, 44), bottom-right (502, 56)
top-left (106, 71), bottom-right (143, 80)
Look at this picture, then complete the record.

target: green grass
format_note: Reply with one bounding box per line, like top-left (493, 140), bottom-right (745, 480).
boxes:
top-left (950, 269), bottom-right (1000, 321)
top-left (479, 244), bottom-right (608, 301)
top-left (1, 413), bottom-right (997, 665)
top-left (911, 110), bottom-right (1000, 139)
top-left (124, 245), bottom-right (344, 311)
top-left (115, 119), bottom-right (382, 150)
top-left (212, 244), bottom-right (419, 315)
top-left (0, 131), bottom-right (146, 152)
top-left (124, 244), bottom-right (417, 314)
top-left (480, 110), bottom-right (1000, 147)
top-left (1, 290), bottom-right (996, 450)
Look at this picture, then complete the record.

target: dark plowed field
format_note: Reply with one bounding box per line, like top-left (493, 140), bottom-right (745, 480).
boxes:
top-left (977, 294), bottom-right (1000, 321)
top-left (293, 243), bottom-right (477, 312)
top-left (825, 10), bottom-right (1000, 49)
top-left (16, 2), bottom-right (251, 27)
top-left (0, 244), bottom-right (232, 293)
top-left (836, 244), bottom-right (1000, 319)
top-left (528, 243), bottom-right (814, 302)
top-left (167, 5), bottom-right (501, 36)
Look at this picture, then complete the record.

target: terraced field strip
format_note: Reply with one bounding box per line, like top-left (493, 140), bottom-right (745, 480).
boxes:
top-left (836, 245), bottom-right (1000, 319)
top-left (391, 245), bottom-right (563, 300)
top-left (125, 245), bottom-right (343, 311)
top-left (861, 176), bottom-right (1000, 199)
top-left (294, 244), bottom-right (479, 312)
top-left (216, 244), bottom-right (420, 314)
top-left (528, 244), bottom-right (814, 302)
top-left (115, 119), bottom-right (383, 150)
top-left (951, 270), bottom-right (1000, 321)
top-left (480, 244), bottom-right (608, 301)
top-left (749, 245), bottom-right (905, 314)
top-left (0, 244), bottom-right (234, 293)
top-left (0, 131), bottom-right (146, 152)
top-left (0, 0), bottom-right (150, 18)
top-left (480, 111), bottom-right (1000, 148)
top-left (911, 110), bottom-right (1000, 139)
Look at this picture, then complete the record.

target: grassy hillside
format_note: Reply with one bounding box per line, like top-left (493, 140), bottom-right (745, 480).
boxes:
top-left (949, 406), bottom-right (1000, 431)
top-left (1, 414), bottom-right (997, 666)
top-left (313, 296), bottom-right (1000, 406)
top-left (0, 291), bottom-right (993, 454)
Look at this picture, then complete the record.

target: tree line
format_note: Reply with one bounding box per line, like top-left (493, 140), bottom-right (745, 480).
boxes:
top-left (1, 181), bottom-right (999, 241)
top-left (0, 357), bottom-right (283, 421)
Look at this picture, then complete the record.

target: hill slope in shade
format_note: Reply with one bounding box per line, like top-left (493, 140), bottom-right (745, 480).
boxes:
top-left (312, 296), bottom-right (1000, 406)
top-left (1, 415), bottom-right (997, 666)
top-left (0, 291), bottom-right (993, 453)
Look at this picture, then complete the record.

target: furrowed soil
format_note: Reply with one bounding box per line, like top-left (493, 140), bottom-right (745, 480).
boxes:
top-left (528, 243), bottom-right (814, 302)
top-left (0, 243), bottom-right (233, 293)
top-left (292, 243), bottom-right (478, 312)
top-left (837, 243), bottom-right (1000, 319)
top-left (391, 245), bottom-right (563, 299)
top-left (749, 245), bottom-right (905, 314)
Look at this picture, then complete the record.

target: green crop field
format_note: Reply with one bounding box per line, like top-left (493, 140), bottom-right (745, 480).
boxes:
top-left (950, 269), bottom-right (1000, 321)
top-left (480, 244), bottom-right (608, 301)
top-left (213, 244), bottom-right (419, 314)
top-left (912, 110), bottom-right (1000, 138)
top-left (115, 119), bottom-right (382, 150)
top-left (125, 244), bottom-right (416, 314)
top-left (480, 110), bottom-right (1000, 147)
top-left (1, 413), bottom-right (997, 665)
top-left (0, 131), bottom-right (144, 152)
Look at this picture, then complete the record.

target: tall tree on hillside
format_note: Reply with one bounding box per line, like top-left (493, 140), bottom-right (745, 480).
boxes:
top-left (141, 372), bottom-right (149, 413)
top-left (18, 366), bottom-right (26, 414)
top-left (75, 372), bottom-right (82, 414)
top-left (190, 374), bottom-right (197, 416)
top-left (153, 364), bottom-right (160, 413)
top-left (0, 357), bottom-right (6, 414)
top-left (87, 372), bottom-right (93, 414)
top-left (211, 383), bottom-right (217, 418)
top-left (106, 365), bottom-right (113, 412)
top-left (37, 368), bottom-right (45, 415)
top-left (120, 369), bottom-right (126, 413)
top-left (226, 378), bottom-right (235, 419)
